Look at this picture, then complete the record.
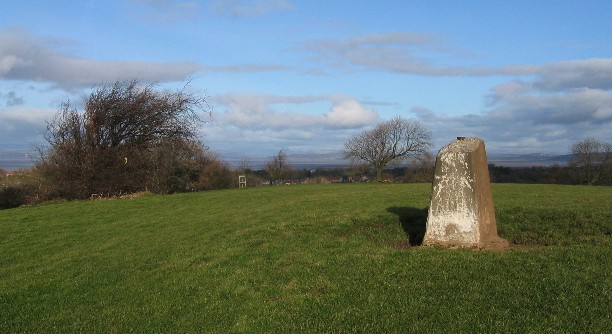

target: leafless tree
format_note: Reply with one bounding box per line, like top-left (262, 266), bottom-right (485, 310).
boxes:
top-left (343, 116), bottom-right (433, 181)
top-left (237, 155), bottom-right (251, 174)
top-left (264, 148), bottom-right (291, 185)
top-left (38, 79), bottom-right (210, 199)
top-left (570, 138), bottom-right (611, 185)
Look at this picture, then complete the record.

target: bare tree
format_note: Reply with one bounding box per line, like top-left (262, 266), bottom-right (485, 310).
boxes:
top-left (570, 138), bottom-right (611, 185)
top-left (237, 155), bottom-right (251, 174)
top-left (343, 116), bottom-right (433, 181)
top-left (38, 79), bottom-right (210, 199)
top-left (264, 148), bottom-right (290, 185)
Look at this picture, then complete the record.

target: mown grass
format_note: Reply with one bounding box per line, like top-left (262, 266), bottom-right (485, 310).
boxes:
top-left (0, 183), bottom-right (610, 333)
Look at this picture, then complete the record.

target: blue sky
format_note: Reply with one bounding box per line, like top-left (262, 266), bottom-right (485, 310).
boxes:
top-left (1, 0), bottom-right (611, 163)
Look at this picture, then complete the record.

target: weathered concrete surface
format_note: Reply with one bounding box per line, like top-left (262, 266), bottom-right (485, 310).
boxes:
top-left (423, 137), bottom-right (508, 249)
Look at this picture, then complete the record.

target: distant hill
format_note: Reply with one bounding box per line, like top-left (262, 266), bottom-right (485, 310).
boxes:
top-left (1, 149), bottom-right (572, 172)
top-left (0, 150), bottom-right (37, 171)
top-left (283, 152), bottom-right (573, 169)
top-left (487, 153), bottom-right (572, 167)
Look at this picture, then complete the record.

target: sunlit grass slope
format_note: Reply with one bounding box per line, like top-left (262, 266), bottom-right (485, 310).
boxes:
top-left (1, 183), bottom-right (610, 332)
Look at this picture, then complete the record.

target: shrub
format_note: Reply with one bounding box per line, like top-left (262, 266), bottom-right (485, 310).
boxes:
top-left (38, 79), bottom-right (210, 199)
top-left (0, 170), bottom-right (39, 209)
top-left (0, 185), bottom-right (26, 209)
top-left (194, 160), bottom-right (235, 191)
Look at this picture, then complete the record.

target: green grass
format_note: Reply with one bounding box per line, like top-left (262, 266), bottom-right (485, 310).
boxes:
top-left (0, 183), bottom-right (610, 333)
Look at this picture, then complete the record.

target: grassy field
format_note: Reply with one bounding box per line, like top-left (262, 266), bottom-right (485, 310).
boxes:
top-left (0, 183), bottom-right (610, 333)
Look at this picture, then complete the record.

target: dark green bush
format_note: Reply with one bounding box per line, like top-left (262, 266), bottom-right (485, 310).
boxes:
top-left (0, 185), bottom-right (26, 209)
top-left (0, 173), bottom-right (39, 209)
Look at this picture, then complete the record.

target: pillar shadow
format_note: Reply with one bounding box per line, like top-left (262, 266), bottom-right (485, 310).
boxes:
top-left (386, 207), bottom-right (429, 246)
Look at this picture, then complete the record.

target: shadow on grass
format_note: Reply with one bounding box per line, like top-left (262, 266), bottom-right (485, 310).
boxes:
top-left (386, 207), bottom-right (429, 246)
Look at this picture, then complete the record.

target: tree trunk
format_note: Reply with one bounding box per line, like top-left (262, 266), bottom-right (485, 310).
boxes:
top-left (375, 166), bottom-right (384, 181)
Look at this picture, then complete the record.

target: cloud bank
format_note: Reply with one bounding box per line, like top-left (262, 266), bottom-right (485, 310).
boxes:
top-left (305, 32), bottom-right (612, 85)
top-left (412, 80), bottom-right (612, 153)
top-left (301, 32), bottom-right (612, 153)
top-left (1, 27), bottom-right (610, 158)
top-left (0, 29), bottom-right (200, 89)
top-left (212, 93), bottom-right (379, 130)
top-left (201, 93), bottom-right (380, 155)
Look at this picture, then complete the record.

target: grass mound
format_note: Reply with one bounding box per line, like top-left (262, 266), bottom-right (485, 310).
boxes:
top-left (1, 183), bottom-right (610, 332)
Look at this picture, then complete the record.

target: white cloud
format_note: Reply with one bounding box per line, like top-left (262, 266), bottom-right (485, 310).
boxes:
top-left (212, 92), bottom-right (379, 130)
top-left (203, 92), bottom-right (380, 155)
top-left (325, 96), bottom-right (379, 128)
top-left (532, 58), bottom-right (612, 91)
top-left (203, 121), bottom-right (345, 158)
top-left (488, 83), bottom-right (612, 125)
top-left (594, 106), bottom-right (612, 120)
top-left (213, 93), bottom-right (318, 128)
top-left (410, 106), bottom-right (436, 120)
top-left (0, 29), bottom-right (200, 89)
top-left (0, 55), bottom-right (25, 76)
top-left (0, 105), bottom-right (55, 126)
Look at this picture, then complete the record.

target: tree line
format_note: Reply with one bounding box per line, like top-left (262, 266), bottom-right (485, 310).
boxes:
top-left (1, 79), bottom-right (610, 209)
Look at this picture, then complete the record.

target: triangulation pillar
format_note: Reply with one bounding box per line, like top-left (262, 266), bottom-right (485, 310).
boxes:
top-left (423, 137), bottom-right (508, 249)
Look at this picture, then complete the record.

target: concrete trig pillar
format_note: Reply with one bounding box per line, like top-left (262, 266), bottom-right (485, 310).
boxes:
top-left (423, 137), bottom-right (508, 249)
